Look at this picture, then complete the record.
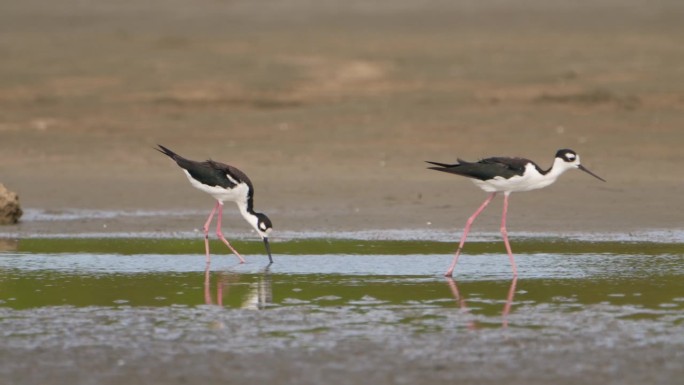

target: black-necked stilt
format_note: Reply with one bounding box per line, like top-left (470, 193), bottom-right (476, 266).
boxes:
top-left (156, 145), bottom-right (273, 264)
top-left (427, 149), bottom-right (605, 277)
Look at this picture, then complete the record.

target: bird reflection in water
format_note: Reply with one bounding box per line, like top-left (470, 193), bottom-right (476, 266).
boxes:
top-left (445, 277), bottom-right (518, 329)
top-left (204, 262), bottom-right (273, 309)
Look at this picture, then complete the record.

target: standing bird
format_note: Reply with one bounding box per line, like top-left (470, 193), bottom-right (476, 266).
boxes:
top-left (156, 145), bottom-right (273, 264)
top-left (427, 149), bottom-right (605, 277)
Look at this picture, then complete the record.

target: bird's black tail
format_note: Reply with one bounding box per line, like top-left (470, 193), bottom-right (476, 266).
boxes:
top-left (425, 160), bottom-right (457, 168)
top-left (156, 144), bottom-right (180, 160)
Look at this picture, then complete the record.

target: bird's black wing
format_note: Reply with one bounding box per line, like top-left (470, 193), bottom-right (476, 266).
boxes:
top-left (157, 144), bottom-right (253, 190)
top-left (427, 156), bottom-right (536, 181)
top-left (205, 160), bottom-right (255, 192)
top-left (479, 157), bottom-right (532, 177)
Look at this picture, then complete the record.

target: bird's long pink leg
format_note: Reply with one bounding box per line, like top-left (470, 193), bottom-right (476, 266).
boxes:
top-left (203, 202), bottom-right (220, 263)
top-left (500, 193), bottom-right (519, 276)
top-left (215, 202), bottom-right (246, 264)
top-left (445, 192), bottom-right (497, 277)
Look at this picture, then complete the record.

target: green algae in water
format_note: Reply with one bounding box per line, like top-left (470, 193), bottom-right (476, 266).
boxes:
top-left (1, 237), bottom-right (683, 328)
top-left (10, 237), bottom-right (684, 255)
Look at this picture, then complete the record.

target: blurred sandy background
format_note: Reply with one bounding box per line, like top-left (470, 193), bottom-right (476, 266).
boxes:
top-left (1, 0), bottom-right (683, 235)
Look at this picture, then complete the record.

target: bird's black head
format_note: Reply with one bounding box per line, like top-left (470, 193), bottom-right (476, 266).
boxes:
top-left (255, 213), bottom-right (273, 238)
top-left (555, 149), bottom-right (578, 163)
top-left (554, 148), bottom-right (606, 182)
top-left (254, 213), bottom-right (273, 264)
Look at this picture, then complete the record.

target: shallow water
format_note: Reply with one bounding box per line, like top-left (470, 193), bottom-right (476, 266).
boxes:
top-left (1, 237), bottom-right (683, 384)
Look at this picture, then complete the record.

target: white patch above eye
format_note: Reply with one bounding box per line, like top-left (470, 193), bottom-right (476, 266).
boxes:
top-left (259, 222), bottom-right (267, 230)
top-left (225, 173), bottom-right (239, 184)
top-left (565, 153), bottom-right (576, 160)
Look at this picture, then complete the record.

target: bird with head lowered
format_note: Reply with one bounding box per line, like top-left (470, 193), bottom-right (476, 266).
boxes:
top-left (157, 144), bottom-right (273, 264)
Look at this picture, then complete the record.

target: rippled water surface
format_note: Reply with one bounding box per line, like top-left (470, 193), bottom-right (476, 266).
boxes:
top-left (1, 237), bottom-right (683, 384)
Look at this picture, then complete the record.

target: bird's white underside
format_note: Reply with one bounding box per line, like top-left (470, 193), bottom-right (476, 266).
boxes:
top-left (182, 170), bottom-right (249, 204)
top-left (472, 157), bottom-right (579, 193)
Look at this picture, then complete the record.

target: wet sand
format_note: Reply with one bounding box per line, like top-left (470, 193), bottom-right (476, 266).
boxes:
top-left (2, 305), bottom-right (682, 385)
top-left (1, 0), bottom-right (684, 384)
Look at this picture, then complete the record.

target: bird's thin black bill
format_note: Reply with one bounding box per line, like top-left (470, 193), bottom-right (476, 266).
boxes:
top-left (263, 238), bottom-right (273, 264)
top-left (578, 164), bottom-right (606, 182)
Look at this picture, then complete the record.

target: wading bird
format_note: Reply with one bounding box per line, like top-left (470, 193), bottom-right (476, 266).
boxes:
top-left (157, 145), bottom-right (273, 264)
top-left (427, 149), bottom-right (605, 277)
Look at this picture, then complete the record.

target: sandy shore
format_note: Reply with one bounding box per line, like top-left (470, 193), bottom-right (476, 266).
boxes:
top-left (2, 0), bottom-right (684, 238)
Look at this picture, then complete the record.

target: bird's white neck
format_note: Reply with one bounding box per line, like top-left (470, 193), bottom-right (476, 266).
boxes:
top-left (236, 200), bottom-right (261, 235)
top-left (528, 156), bottom-right (576, 189)
top-left (547, 156), bottom-right (578, 178)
